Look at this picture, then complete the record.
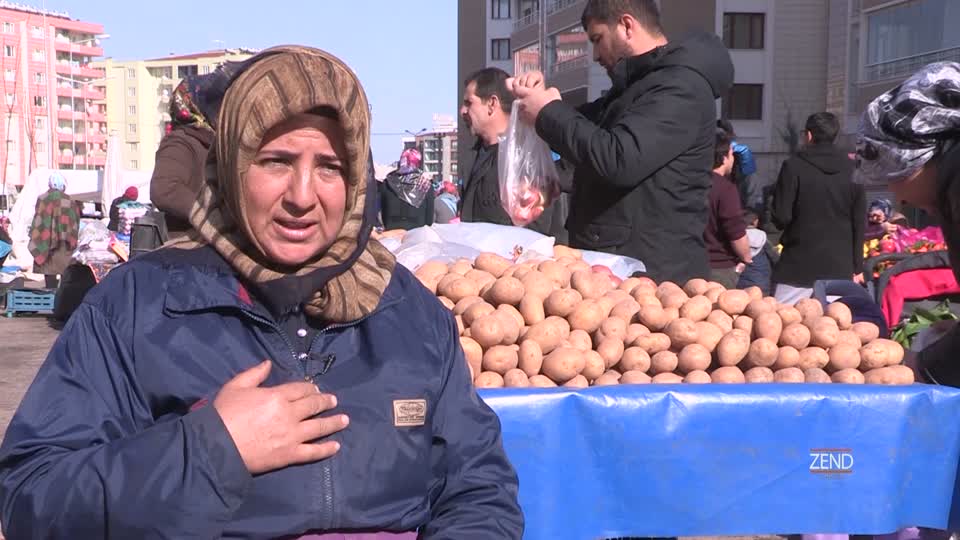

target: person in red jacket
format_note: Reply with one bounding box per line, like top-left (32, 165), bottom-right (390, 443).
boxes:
top-left (704, 128), bottom-right (753, 288)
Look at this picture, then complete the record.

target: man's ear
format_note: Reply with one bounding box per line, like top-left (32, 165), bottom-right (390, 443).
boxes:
top-left (487, 94), bottom-right (500, 115)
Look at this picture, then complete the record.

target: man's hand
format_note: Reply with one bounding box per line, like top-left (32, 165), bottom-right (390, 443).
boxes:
top-left (881, 222), bottom-right (899, 234)
top-left (213, 360), bottom-right (348, 475)
top-left (509, 71), bottom-right (546, 91)
top-left (507, 83), bottom-right (562, 125)
top-left (853, 272), bottom-right (865, 285)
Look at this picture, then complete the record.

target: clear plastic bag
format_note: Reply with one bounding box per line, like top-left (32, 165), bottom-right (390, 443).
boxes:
top-left (497, 101), bottom-right (561, 226)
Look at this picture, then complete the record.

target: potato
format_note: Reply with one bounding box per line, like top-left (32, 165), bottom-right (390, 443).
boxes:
top-left (464, 269), bottom-right (497, 290)
top-left (519, 271), bottom-right (556, 299)
top-left (656, 281), bottom-right (684, 298)
top-left (680, 295), bottom-right (713, 322)
top-left (745, 338), bottom-right (779, 368)
top-left (540, 347), bottom-right (586, 383)
top-left (650, 350), bottom-right (679, 374)
top-left (683, 278), bottom-right (710, 297)
top-left (798, 347), bottom-right (829, 370)
top-left (677, 344), bottom-right (712, 373)
top-left (617, 347), bottom-right (652, 373)
top-left (836, 330), bottom-right (862, 349)
top-left (594, 371), bottom-right (622, 386)
top-left (417, 275), bottom-right (442, 295)
top-left (753, 312), bottom-right (783, 342)
top-left (567, 329), bottom-right (593, 352)
top-left (460, 336), bottom-right (483, 374)
top-left (633, 333), bottom-right (671, 355)
top-left (779, 323), bottom-right (811, 350)
top-left (544, 289), bottom-right (583, 318)
top-left (595, 295), bottom-right (619, 318)
top-left (528, 374), bottom-right (557, 387)
top-left (852, 322), bottom-right (881, 345)
top-left (536, 260), bottom-right (571, 288)
top-left (521, 319), bottom-right (566, 354)
top-left (553, 244), bottom-right (582, 259)
top-left (625, 323), bottom-right (651, 344)
top-left (629, 277), bottom-right (658, 295)
top-left (684, 370), bottom-right (713, 384)
top-left (831, 368), bottom-right (865, 384)
top-left (795, 298), bottom-right (824, 326)
top-left (804, 367), bottom-right (832, 383)
top-left (610, 299), bottom-right (642, 323)
top-left (474, 252), bottom-right (512, 278)
top-left (582, 350), bottom-right (607, 381)
top-left (475, 371), bottom-right (505, 388)
top-left (773, 346), bottom-right (801, 370)
top-left (744, 366), bottom-right (775, 383)
top-left (716, 329), bottom-right (750, 366)
top-left (503, 369), bottom-right (530, 388)
top-left (704, 286), bottom-right (725, 304)
top-left (859, 339), bottom-right (904, 370)
top-left (546, 316), bottom-right (572, 339)
top-left (619, 277), bottom-right (645, 293)
top-left (777, 306), bottom-right (803, 326)
top-left (774, 367), bottom-right (805, 383)
top-left (571, 270), bottom-right (604, 300)
top-left (594, 338), bottom-right (624, 369)
top-left (414, 260), bottom-right (449, 281)
top-left (824, 302), bottom-right (853, 330)
top-left (438, 278), bottom-right (481, 304)
top-left (497, 304), bottom-right (525, 330)
top-left (568, 300), bottom-right (607, 334)
top-left (519, 294), bottom-right (546, 326)
top-left (827, 344), bottom-right (861, 372)
top-left (810, 317), bottom-right (840, 348)
top-left (763, 297), bottom-right (779, 311)
top-left (744, 299), bottom-right (774, 319)
top-left (652, 372), bottom-right (685, 384)
top-left (596, 317), bottom-right (628, 344)
top-left (717, 289), bottom-right (751, 316)
top-left (485, 277), bottom-right (525, 306)
top-left (604, 289), bottom-right (632, 304)
top-left (455, 315), bottom-right (465, 336)
top-left (660, 292), bottom-right (689, 310)
top-left (733, 315), bottom-right (753, 334)
top-left (518, 340), bottom-right (543, 377)
top-left (481, 345), bottom-right (519, 375)
top-left (707, 310), bottom-right (734, 333)
top-left (446, 259), bottom-right (473, 275)
top-left (694, 321), bottom-right (724, 352)
top-left (664, 318), bottom-right (698, 350)
top-left (494, 311), bottom-right (521, 346)
top-left (744, 286), bottom-right (763, 301)
top-left (454, 296), bottom-right (485, 316)
top-left (620, 370), bottom-right (653, 385)
top-left (711, 366), bottom-right (746, 383)
top-left (663, 307), bottom-right (680, 321)
top-left (563, 374), bottom-right (590, 388)
top-left (462, 302), bottom-right (496, 327)
top-left (634, 291), bottom-right (662, 309)
top-left (863, 365), bottom-right (915, 385)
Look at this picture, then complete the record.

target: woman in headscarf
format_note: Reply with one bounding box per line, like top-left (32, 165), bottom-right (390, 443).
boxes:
top-left (27, 172), bottom-right (79, 288)
top-left (856, 61), bottom-right (960, 386)
top-left (0, 46), bottom-right (523, 538)
top-left (0, 214), bottom-right (12, 267)
top-left (107, 185), bottom-right (138, 232)
top-left (149, 60), bottom-right (248, 238)
top-left (378, 147), bottom-right (435, 230)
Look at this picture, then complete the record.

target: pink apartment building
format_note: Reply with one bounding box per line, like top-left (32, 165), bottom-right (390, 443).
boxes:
top-left (0, 1), bottom-right (107, 190)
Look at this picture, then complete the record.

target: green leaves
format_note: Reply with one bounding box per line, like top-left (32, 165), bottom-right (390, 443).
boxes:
top-left (891, 300), bottom-right (958, 349)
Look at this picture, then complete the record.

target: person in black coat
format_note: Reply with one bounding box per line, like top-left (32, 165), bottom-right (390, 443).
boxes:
top-left (771, 112), bottom-right (866, 304)
top-left (378, 148), bottom-right (435, 231)
top-left (508, 0), bottom-right (734, 284)
top-left (107, 186), bottom-right (138, 232)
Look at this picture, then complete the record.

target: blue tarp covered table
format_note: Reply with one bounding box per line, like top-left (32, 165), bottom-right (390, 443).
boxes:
top-left (479, 384), bottom-right (960, 540)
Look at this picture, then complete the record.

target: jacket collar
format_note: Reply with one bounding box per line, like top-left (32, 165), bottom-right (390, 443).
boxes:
top-left (609, 44), bottom-right (668, 92)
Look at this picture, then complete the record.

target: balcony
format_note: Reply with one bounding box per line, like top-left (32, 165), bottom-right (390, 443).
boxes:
top-left (84, 132), bottom-right (106, 144)
top-left (86, 110), bottom-right (106, 122)
top-left (57, 109), bottom-right (85, 120)
top-left (863, 46), bottom-right (960, 83)
top-left (514, 10), bottom-right (539, 30)
top-left (55, 85), bottom-right (82, 98)
top-left (551, 55), bottom-right (588, 74)
top-left (547, 0), bottom-right (580, 13)
top-left (54, 62), bottom-right (105, 79)
top-left (83, 87), bottom-right (104, 101)
top-left (53, 40), bottom-right (104, 58)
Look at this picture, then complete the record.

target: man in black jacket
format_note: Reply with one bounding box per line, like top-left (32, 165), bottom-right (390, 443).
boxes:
top-left (508, 0), bottom-right (733, 283)
top-left (460, 67), bottom-right (566, 241)
top-left (771, 112), bottom-right (866, 304)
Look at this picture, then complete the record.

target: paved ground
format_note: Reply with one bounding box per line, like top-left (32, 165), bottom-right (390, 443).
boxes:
top-left (0, 315), bottom-right (60, 444)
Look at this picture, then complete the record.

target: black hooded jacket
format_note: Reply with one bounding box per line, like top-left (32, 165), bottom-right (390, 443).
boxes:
top-left (771, 143), bottom-right (865, 287)
top-left (534, 32), bottom-right (734, 283)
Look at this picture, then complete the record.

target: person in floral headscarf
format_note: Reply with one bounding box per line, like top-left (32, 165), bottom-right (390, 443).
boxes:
top-left (28, 172), bottom-right (79, 288)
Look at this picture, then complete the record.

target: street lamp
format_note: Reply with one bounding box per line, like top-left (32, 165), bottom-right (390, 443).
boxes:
top-left (67, 33), bottom-right (109, 169)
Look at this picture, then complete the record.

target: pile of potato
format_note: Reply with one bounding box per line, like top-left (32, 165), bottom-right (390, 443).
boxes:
top-left (414, 246), bottom-right (914, 388)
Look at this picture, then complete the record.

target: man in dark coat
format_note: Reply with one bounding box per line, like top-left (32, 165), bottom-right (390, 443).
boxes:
top-left (508, 0), bottom-right (734, 283)
top-left (459, 67), bottom-right (566, 241)
top-left (771, 112), bottom-right (866, 304)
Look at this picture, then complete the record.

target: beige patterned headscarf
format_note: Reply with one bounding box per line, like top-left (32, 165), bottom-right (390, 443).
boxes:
top-left (175, 45), bottom-right (395, 323)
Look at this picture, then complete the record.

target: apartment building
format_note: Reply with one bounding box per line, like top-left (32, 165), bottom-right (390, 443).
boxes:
top-left (0, 1), bottom-right (107, 190)
top-left (95, 48), bottom-right (256, 173)
top-left (401, 115), bottom-right (459, 183)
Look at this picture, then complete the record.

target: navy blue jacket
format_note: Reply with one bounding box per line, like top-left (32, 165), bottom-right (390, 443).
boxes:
top-left (0, 246), bottom-right (523, 539)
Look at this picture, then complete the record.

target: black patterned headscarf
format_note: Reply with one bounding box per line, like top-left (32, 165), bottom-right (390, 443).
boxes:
top-left (855, 62), bottom-right (960, 186)
top-left (170, 59), bottom-right (252, 130)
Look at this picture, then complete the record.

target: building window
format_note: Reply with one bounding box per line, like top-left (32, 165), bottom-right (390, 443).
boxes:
top-left (33, 96), bottom-right (44, 107)
top-left (31, 25), bottom-right (41, 37)
top-left (201, 65), bottom-right (210, 74)
top-left (723, 13), bottom-right (765, 50)
top-left (492, 38), bottom-right (511, 61)
top-left (491, 0), bottom-right (511, 19)
top-left (3, 45), bottom-right (13, 57)
top-left (127, 67), bottom-right (136, 78)
top-left (33, 48), bottom-right (44, 61)
top-left (177, 65), bottom-right (199, 79)
top-left (128, 123), bottom-right (137, 133)
top-left (35, 117), bottom-right (43, 130)
top-left (4, 93), bottom-right (13, 106)
top-left (3, 69), bottom-right (13, 81)
top-left (36, 141), bottom-right (44, 152)
top-left (34, 72), bottom-right (44, 84)
top-left (127, 87), bottom-right (136, 97)
top-left (722, 84), bottom-right (764, 120)
top-left (128, 105), bottom-right (136, 115)
top-left (866, 0), bottom-right (960, 66)
top-left (6, 140), bottom-right (14, 152)
top-left (130, 159), bottom-right (138, 169)
top-left (2, 22), bottom-right (13, 34)
top-left (128, 142), bottom-right (138, 152)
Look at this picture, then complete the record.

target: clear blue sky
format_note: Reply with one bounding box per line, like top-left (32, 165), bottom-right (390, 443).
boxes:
top-left (47, 0), bottom-right (458, 163)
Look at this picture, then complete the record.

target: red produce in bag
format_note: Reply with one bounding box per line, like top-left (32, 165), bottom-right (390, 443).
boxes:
top-left (497, 101), bottom-right (561, 226)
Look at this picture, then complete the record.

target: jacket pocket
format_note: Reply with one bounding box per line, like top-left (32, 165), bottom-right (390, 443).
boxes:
top-left (572, 222), bottom-right (631, 251)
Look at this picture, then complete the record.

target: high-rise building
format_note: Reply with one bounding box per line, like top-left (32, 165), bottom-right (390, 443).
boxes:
top-left (0, 1), bottom-right (107, 189)
top-left (95, 48), bottom-right (256, 173)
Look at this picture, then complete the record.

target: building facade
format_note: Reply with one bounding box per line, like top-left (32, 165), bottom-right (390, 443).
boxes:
top-left (95, 48), bottom-right (256, 173)
top-left (0, 1), bottom-right (107, 190)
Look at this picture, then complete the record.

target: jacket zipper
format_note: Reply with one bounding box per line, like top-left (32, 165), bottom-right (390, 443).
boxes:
top-left (238, 309), bottom-right (306, 380)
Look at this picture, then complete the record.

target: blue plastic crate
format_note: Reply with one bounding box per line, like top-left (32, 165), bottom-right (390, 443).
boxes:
top-left (5, 288), bottom-right (56, 317)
